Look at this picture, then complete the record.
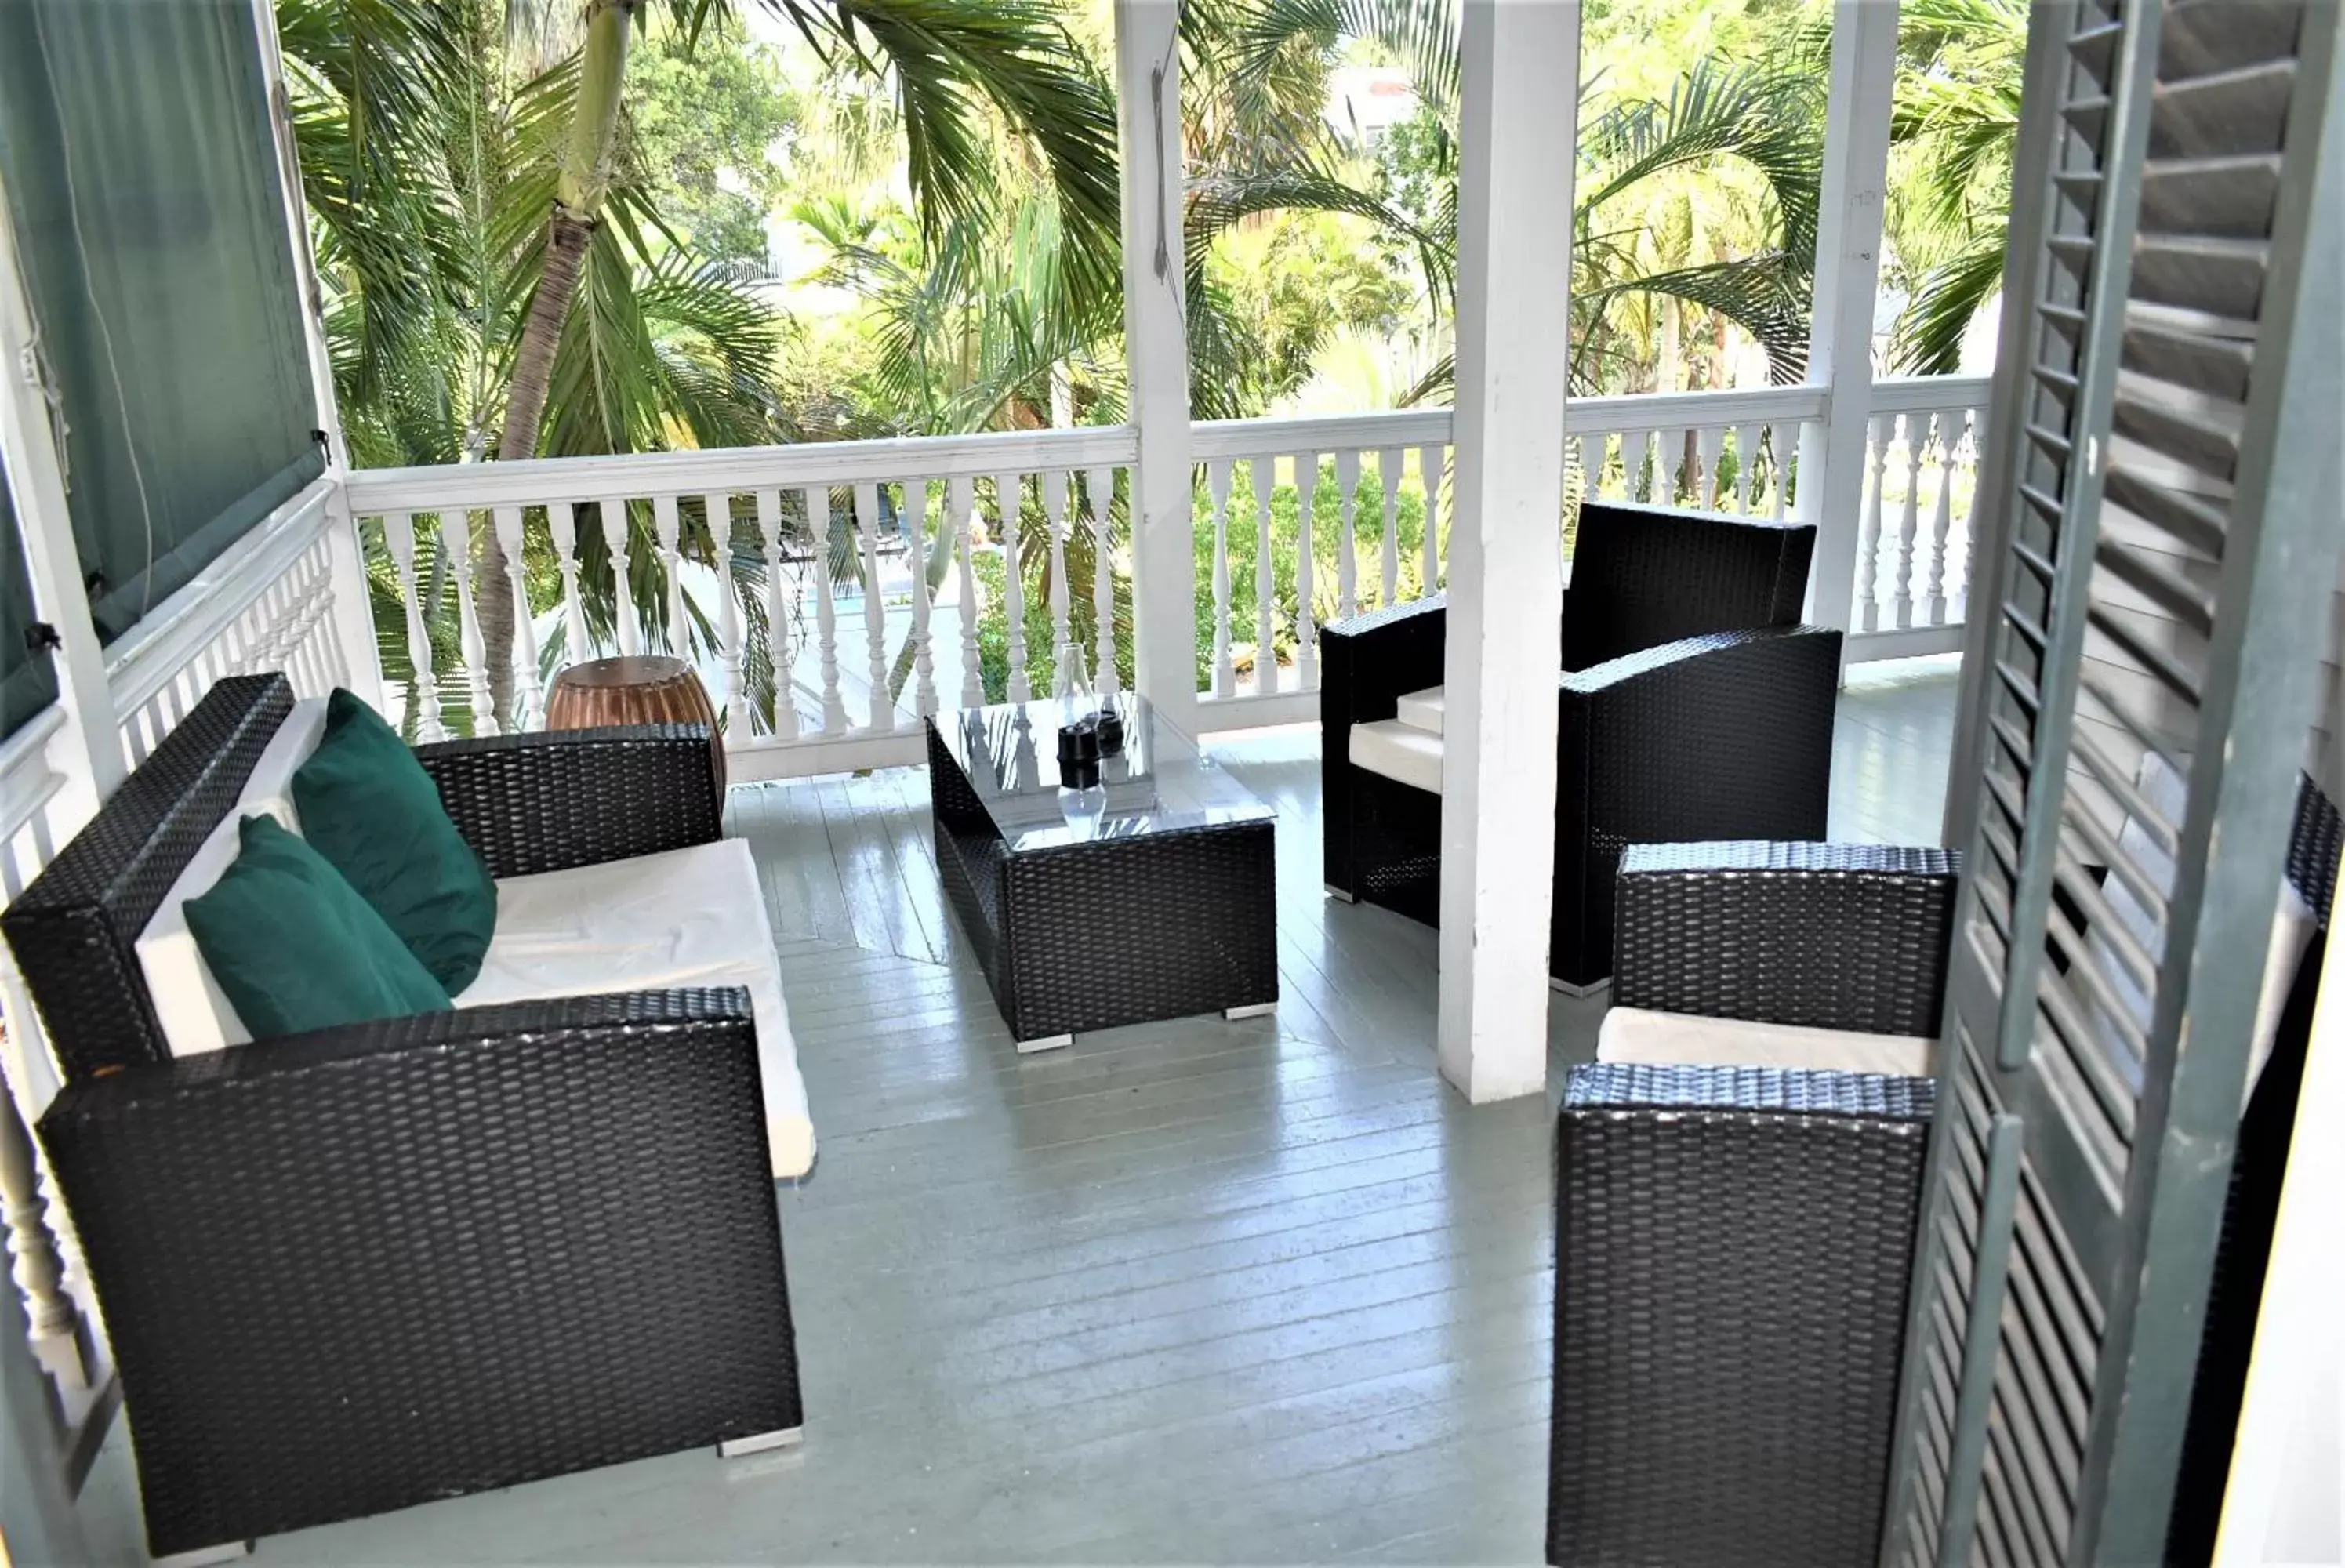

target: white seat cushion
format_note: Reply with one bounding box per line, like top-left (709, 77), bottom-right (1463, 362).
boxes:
top-left (1395, 685), bottom-right (1446, 735)
top-left (136, 697), bottom-right (332, 1055)
top-left (457, 838), bottom-right (815, 1179)
top-left (1350, 717), bottom-right (1444, 796)
top-left (1598, 1005), bottom-right (1937, 1077)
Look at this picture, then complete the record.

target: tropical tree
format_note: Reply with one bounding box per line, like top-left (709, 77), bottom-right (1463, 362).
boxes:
top-left (1879, 0), bottom-right (2024, 373)
top-left (283, 0), bottom-right (795, 730)
top-left (1191, 0), bottom-right (1826, 403)
top-left (292, 0), bottom-right (1125, 724)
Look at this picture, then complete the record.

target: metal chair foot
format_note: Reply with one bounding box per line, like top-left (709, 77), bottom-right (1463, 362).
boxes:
top-left (1016, 1034), bottom-right (1073, 1054)
top-left (154, 1543), bottom-right (251, 1567)
top-left (1223, 1002), bottom-right (1276, 1021)
top-left (1548, 975), bottom-right (1612, 999)
top-left (718, 1426), bottom-right (804, 1458)
top-left (1324, 884), bottom-right (1357, 902)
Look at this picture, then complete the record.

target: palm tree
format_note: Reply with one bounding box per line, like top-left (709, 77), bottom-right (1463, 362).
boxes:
top-left (292, 0), bottom-right (1125, 724)
top-left (286, 0), bottom-right (794, 731)
top-left (1195, 0), bottom-right (1826, 402)
top-left (1879, 0), bottom-right (2024, 374)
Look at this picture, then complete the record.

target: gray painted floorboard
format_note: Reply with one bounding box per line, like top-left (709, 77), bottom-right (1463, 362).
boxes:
top-left (79, 660), bottom-right (1955, 1564)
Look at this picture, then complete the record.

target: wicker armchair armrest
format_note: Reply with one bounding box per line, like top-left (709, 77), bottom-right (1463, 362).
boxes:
top-left (38, 989), bottom-right (799, 1556)
top-left (1558, 628), bottom-right (1842, 852)
top-left (1549, 1062), bottom-right (1933, 1566)
top-left (1614, 840), bottom-right (1961, 1035)
top-left (1320, 595), bottom-right (1447, 727)
top-left (416, 724), bottom-right (721, 878)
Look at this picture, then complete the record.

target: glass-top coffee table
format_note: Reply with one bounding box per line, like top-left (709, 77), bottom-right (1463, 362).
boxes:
top-left (925, 695), bottom-right (1278, 1051)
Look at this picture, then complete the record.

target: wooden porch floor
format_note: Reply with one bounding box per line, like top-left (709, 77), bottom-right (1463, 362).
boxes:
top-left (82, 659), bottom-right (1958, 1565)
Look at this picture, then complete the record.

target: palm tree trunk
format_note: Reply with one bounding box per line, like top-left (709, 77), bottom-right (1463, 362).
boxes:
top-left (479, 0), bottom-right (634, 726)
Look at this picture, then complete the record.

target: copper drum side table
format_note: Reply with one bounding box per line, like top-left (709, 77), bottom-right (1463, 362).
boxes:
top-left (546, 655), bottom-right (726, 798)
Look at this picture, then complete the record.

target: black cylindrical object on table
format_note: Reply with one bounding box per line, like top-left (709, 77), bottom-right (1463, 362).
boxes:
top-left (1058, 717), bottom-right (1102, 789)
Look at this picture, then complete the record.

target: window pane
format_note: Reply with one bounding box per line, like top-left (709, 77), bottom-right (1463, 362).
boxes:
top-left (0, 0), bottom-right (323, 647)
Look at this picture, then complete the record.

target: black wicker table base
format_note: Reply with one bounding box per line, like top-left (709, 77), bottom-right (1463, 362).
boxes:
top-left (927, 700), bottom-right (1279, 1047)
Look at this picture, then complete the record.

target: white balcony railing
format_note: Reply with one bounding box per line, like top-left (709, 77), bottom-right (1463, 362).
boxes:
top-left (329, 376), bottom-right (1987, 779)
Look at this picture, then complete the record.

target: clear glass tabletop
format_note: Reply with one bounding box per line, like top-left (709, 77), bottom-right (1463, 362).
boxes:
top-left (928, 695), bottom-right (1273, 853)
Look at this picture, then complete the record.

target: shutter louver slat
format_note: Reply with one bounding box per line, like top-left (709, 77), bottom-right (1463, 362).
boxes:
top-left (1886, 0), bottom-right (2342, 1556)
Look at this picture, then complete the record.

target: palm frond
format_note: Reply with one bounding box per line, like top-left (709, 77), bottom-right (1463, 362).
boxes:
top-left (1892, 234), bottom-right (2006, 375)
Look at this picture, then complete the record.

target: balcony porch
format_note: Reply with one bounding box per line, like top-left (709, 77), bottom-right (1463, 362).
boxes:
top-left (56, 662), bottom-right (1955, 1566)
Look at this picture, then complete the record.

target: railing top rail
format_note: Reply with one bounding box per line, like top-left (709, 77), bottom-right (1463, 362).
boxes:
top-left (341, 376), bottom-right (1984, 514)
top-left (1190, 408), bottom-right (1455, 460)
top-left (1868, 373), bottom-right (1995, 414)
top-left (1565, 383), bottom-right (1831, 430)
top-left (106, 477), bottom-right (339, 720)
top-left (343, 424), bottom-right (1142, 514)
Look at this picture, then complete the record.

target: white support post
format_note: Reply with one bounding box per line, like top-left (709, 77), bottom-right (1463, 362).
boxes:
top-left (251, 0), bottom-right (382, 710)
top-left (1795, 0), bottom-right (1901, 644)
top-left (1114, 0), bottom-right (1198, 735)
top-left (1436, 0), bottom-right (1579, 1105)
top-left (0, 196), bottom-right (121, 808)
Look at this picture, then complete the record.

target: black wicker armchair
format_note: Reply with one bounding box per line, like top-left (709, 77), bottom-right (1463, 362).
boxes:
top-left (2, 675), bottom-right (802, 1559)
top-left (1545, 779), bottom-right (2341, 1565)
top-left (1320, 501), bottom-right (1842, 989)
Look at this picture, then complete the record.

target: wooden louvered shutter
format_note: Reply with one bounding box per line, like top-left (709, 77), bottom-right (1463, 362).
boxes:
top-left (1884, 1), bottom-right (2343, 1563)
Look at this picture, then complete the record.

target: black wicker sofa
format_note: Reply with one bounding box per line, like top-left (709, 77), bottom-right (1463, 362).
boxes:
top-left (1, 674), bottom-right (804, 1559)
top-left (1320, 500), bottom-right (1842, 989)
top-left (1545, 775), bottom-right (2341, 1564)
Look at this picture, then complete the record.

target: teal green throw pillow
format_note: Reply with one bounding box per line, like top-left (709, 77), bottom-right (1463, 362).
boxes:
top-left (186, 815), bottom-right (450, 1037)
top-left (292, 688), bottom-right (497, 993)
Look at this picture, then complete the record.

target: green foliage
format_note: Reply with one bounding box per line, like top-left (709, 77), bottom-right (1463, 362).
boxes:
top-left (625, 19), bottom-right (800, 263)
top-left (1190, 459), bottom-right (1436, 688)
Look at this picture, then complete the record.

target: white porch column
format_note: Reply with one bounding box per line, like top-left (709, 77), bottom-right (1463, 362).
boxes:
top-left (1796, 0), bottom-right (1900, 641)
top-left (0, 193), bottom-right (120, 809)
top-left (249, 0), bottom-right (385, 710)
top-left (1113, 0), bottom-right (1198, 736)
top-left (1436, 0), bottom-right (1580, 1105)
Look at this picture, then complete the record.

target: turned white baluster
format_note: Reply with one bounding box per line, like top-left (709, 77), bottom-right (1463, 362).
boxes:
top-left (1334, 448), bottom-right (1360, 621)
top-left (1772, 426), bottom-right (1798, 521)
top-left (1855, 414), bottom-right (1893, 632)
top-left (802, 485), bottom-right (848, 733)
top-left (1893, 415), bottom-right (1926, 629)
top-left (755, 489), bottom-right (799, 740)
top-left (441, 514), bottom-right (497, 735)
top-left (601, 499), bottom-right (641, 657)
top-left (993, 472), bottom-right (1031, 702)
top-left (1697, 427), bottom-right (1726, 510)
top-left (1206, 459), bottom-right (1236, 699)
top-left (382, 513), bottom-right (444, 740)
top-left (1944, 413), bottom-right (1977, 614)
top-left (1251, 458), bottom-right (1277, 695)
top-left (1042, 470), bottom-right (1075, 694)
top-left (1577, 432), bottom-right (1606, 505)
top-left (851, 482), bottom-right (893, 731)
top-left (705, 492), bottom-right (748, 739)
top-left (492, 506), bottom-right (543, 729)
top-left (952, 477), bottom-right (983, 707)
top-left (547, 501), bottom-right (590, 666)
top-left (1732, 423), bottom-right (1762, 511)
top-left (1923, 415), bottom-right (1955, 626)
top-left (1, 1088), bottom-right (84, 1388)
top-left (904, 479), bottom-right (937, 716)
top-left (1621, 431), bottom-right (1651, 501)
top-left (1294, 454), bottom-right (1319, 686)
top-left (1087, 466), bottom-right (1120, 697)
top-left (1375, 448), bottom-right (1403, 606)
top-left (652, 495), bottom-right (687, 656)
top-left (1417, 443), bottom-right (1443, 592)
